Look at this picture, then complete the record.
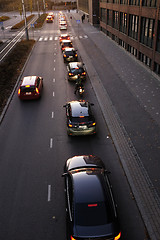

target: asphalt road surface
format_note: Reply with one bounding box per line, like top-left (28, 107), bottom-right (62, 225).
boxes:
top-left (0, 10), bottom-right (155, 240)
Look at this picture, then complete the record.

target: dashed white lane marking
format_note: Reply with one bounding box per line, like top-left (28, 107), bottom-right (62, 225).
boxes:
top-left (50, 138), bottom-right (53, 148)
top-left (48, 185), bottom-right (51, 202)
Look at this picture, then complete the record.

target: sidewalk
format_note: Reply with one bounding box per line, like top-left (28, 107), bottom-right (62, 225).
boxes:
top-left (69, 10), bottom-right (160, 240)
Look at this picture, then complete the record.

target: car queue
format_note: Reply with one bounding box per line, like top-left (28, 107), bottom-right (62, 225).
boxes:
top-left (17, 11), bottom-right (121, 240)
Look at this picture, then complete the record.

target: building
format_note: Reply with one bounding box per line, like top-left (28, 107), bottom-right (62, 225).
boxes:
top-left (78, 0), bottom-right (160, 76)
top-left (77, 0), bottom-right (100, 25)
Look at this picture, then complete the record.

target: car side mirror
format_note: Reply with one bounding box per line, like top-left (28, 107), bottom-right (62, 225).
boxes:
top-left (62, 172), bottom-right (68, 177)
top-left (105, 170), bottom-right (111, 175)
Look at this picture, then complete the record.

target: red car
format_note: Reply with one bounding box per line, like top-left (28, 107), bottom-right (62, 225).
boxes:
top-left (18, 76), bottom-right (43, 100)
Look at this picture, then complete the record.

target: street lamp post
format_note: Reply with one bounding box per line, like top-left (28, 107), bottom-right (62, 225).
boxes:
top-left (22, 0), bottom-right (29, 40)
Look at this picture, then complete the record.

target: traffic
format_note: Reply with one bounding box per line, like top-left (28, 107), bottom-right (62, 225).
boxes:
top-left (0, 10), bottom-right (149, 240)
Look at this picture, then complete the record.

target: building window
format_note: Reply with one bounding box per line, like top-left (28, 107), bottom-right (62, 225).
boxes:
top-left (113, 11), bottom-right (119, 29)
top-left (101, 8), bottom-right (106, 23)
top-left (129, 0), bottom-right (140, 5)
top-left (140, 17), bottom-right (154, 48)
top-left (154, 62), bottom-right (160, 75)
top-left (120, 0), bottom-right (128, 4)
top-left (156, 21), bottom-right (160, 53)
top-left (120, 12), bottom-right (127, 34)
top-left (142, 0), bottom-right (157, 7)
top-left (107, 9), bottom-right (112, 26)
top-left (129, 15), bottom-right (139, 40)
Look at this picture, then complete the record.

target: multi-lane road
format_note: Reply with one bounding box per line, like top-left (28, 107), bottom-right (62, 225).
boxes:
top-left (0, 10), bottom-right (160, 240)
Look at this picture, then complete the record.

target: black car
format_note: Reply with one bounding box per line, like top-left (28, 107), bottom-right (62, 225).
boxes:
top-left (62, 155), bottom-right (121, 240)
top-left (61, 40), bottom-right (72, 51)
top-left (63, 100), bottom-right (96, 136)
top-left (67, 62), bottom-right (86, 81)
top-left (63, 48), bottom-right (78, 62)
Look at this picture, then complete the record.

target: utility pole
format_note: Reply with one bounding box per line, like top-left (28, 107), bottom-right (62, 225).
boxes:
top-left (37, 0), bottom-right (40, 17)
top-left (43, 0), bottom-right (46, 13)
top-left (22, 0), bottom-right (29, 40)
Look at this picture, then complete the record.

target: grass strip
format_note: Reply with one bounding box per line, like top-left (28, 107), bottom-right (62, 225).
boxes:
top-left (0, 40), bottom-right (35, 114)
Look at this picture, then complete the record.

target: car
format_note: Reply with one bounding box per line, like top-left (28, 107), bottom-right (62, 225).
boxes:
top-left (59, 34), bottom-right (70, 43)
top-left (48, 12), bottom-right (54, 18)
top-left (61, 40), bottom-right (73, 51)
top-left (67, 62), bottom-right (86, 81)
top-left (62, 155), bottom-right (121, 240)
top-left (46, 15), bottom-right (53, 23)
top-left (63, 100), bottom-right (96, 136)
top-left (63, 48), bottom-right (78, 62)
top-left (59, 22), bottom-right (67, 30)
top-left (18, 76), bottom-right (43, 100)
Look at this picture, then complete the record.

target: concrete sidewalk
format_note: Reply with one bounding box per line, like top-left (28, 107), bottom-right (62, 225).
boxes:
top-left (69, 10), bottom-right (160, 240)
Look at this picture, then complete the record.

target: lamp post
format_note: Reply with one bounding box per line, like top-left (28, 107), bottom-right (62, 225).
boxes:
top-left (22, 0), bottom-right (29, 40)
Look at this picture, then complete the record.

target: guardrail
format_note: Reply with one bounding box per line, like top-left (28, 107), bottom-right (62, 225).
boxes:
top-left (0, 15), bottom-right (38, 62)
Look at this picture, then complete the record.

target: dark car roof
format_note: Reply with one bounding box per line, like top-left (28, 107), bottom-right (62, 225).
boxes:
top-left (73, 170), bottom-right (106, 203)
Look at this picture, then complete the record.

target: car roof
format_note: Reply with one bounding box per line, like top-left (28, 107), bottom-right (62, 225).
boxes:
top-left (69, 101), bottom-right (89, 117)
top-left (66, 155), bottom-right (105, 171)
top-left (60, 34), bottom-right (69, 37)
top-left (61, 40), bottom-right (71, 43)
top-left (69, 62), bottom-right (83, 69)
top-left (64, 48), bottom-right (75, 52)
top-left (73, 170), bottom-right (106, 203)
top-left (21, 76), bottom-right (37, 86)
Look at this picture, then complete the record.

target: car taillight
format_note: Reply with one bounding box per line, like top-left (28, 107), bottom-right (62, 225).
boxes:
top-left (64, 54), bottom-right (67, 57)
top-left (88, 122), bottom-right (96, 127)
top-left (18, 89), bottom-right (20, 95)
top-left (36, 88), bottom-right (39, 94)
top-left (69, 73), bottom-right (73, 76)
top-left (67, 37), bottom-right (70, 40)
top-left (75, 54), bottom-right (78, 57)
top-left (69, 124), bottom-right (73, 127)
top-left (114, 232), bottom-right (121, 240)
top-left (82, 72), bottom-right (86, 75)
top-left (71, 236), bottom-right (76, 240)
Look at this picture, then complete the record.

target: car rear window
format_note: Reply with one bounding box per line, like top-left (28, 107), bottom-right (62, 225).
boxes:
top-left (70, 68), bottom-right (84, 74)
top-left (75, 201), bottom-right (114, 226)
top-left (71, 116), bottom-right (91, 124)
top-left (65, 50), bottom-right (75, 55)
top-left (20, 86), bottom-right (35, 92)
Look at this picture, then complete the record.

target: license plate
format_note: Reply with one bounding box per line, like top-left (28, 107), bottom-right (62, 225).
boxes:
top-left (26, 92), bottom-right (31, 95)
top-left (79, 125), bottom-right (87, 129)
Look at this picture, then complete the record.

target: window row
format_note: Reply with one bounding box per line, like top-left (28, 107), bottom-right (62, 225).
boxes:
top-left (100, 0), bottom-right (156, 5)
top-left (101, 10), bottom-right (158, 49)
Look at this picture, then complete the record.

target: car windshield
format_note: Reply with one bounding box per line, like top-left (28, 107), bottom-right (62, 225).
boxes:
top-left (70, 68), bottom-right (84, 74)
top-left (75, 201), bottom-right (114, 226)
top-left (20, 86), bottom-right (35, 92)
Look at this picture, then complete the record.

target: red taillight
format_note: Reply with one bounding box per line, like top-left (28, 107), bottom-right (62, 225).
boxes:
top-left (36, 88), bottom-right (39, 94)
top-left (18, 89), bottom-right (20, 95)
top-left (114, 232), bottom-right (121, 240)
top-left (69, 124), bottom-right (73, 127)
top-left (71, 236), bottom-right (76, 240)
top-left (69, 73), bottom-right (73, 76)
top-left (82, 72), bottom-right (86, 75)
top-left (75, 54), bottom-right (78, 57)
top-left (64, 54), bottom-right (67, 57)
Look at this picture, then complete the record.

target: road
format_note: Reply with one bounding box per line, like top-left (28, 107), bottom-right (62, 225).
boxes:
top-left (0, 10), bottom-right (154, 240)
